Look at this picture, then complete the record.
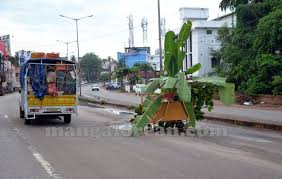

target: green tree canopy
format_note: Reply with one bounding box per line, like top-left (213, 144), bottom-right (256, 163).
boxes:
top-left (70, 55), bottom-right (76, 62)
top-left (80, 53), bottom-right (102, 82)
top-left (215, 0), bottom-right (282, 95)
top-left (255, 9), bottom-right (282, 54)
top-left (131, 63), bottom-right (154, 72)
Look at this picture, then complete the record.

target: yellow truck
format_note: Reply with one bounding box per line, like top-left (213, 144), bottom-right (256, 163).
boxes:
top-left (19, 53), bottom-right (78, 124)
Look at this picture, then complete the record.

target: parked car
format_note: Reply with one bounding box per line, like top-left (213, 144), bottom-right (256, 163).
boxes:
top-left (106, 82), bottom-right (120, 90)
top-left (104, 81), bottom-right (111, 87)
top-left (134, 84), bottom-right (146, 95)
top-left (92, 84), bottom-right (100, 91)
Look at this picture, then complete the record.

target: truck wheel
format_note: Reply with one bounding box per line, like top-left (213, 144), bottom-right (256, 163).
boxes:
top-left (64, 114), bottom-right (71, 124)
top-left (0, 89), bottom-right (4, 96)
top-left (20, 107), bottom-right (24, 118)
top-left (24, 118), bottom-right (32, 125)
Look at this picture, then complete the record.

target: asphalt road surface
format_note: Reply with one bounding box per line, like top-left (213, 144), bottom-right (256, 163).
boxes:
top-left (82, 84), bottom-right (140, 106)
top-left (1, 93), bottom-right (282, 179)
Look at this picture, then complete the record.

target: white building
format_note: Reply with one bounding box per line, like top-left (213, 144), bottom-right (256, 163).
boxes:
top-left (179, 7), bottom-right (234, 76)
top-left (148, 55), bottom-right (161, 71)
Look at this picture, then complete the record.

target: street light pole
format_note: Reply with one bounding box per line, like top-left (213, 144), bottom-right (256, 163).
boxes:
top-left (75, 20), bottom-right (80, 63)
top-left (56, 40), bottom-right (76, 60)
top-left (157, 0), bottom-right (163, 75)
top-left (59, 14), bottom-right (93, 96)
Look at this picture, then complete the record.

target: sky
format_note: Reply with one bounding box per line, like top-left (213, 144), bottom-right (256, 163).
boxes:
top-left (0, 0), bottom-right (227, 59)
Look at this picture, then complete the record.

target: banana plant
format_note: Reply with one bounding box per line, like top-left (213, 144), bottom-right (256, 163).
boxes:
top-left (131, 21), bottom-right (234, 136)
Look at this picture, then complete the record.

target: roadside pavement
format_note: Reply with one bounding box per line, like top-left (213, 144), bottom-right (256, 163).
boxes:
top-left (82, 85), bottom-right (282, 128)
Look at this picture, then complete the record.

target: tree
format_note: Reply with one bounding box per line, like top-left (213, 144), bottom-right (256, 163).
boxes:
top-left (214, 0), bottom-right (282, 95)
top-left (131, 63), bottom-right (154, 83)
top-left (254, 9), bottom-right (282, 54)
top-left (132, 63), bottom-right (154, 71)
top-left (70, 55), bottom-right (76, 62)
top-left (99, 73), bottom-right (111, 82)
top-left (80, 53), bottom-right (102, 82)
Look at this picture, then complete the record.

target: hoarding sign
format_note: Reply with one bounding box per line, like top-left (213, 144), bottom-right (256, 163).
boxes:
top-left (0, 35), bottom-right (11, 56)
top-left (0, 41), bottom-right (6, 60)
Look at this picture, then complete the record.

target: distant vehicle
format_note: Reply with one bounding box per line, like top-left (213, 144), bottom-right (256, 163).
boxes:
top-left (104, 81), bottom-right (111, 88)
top-left (134, 84), bottom-right (146, 95)
top-left (92, 84), bottom-right (100, 91)
top-left (81, 81), bottom-right (88, 85)
top-left (106, 82), bottom-right (120, 90)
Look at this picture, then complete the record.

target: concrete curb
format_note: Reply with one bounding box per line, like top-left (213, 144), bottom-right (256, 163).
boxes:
top-left (78, 95), bottom-right (137, 109)
top-left (79, 95), bottom-right (282, 131)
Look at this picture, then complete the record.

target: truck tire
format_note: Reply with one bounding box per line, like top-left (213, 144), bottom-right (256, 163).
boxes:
top-left (20, 107), bottom-right (24, 118)
top-left (0, 88), bottom-right (4, 96)
top-left (64, 114), bottom-right (71, 124)
top-left (24, 118), bottom-right (32, 125)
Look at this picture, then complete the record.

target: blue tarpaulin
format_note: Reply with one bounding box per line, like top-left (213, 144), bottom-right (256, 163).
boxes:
top-left (20, 61), bottom-right (47, 100)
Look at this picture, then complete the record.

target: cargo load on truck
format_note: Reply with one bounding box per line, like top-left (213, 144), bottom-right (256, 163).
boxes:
top-left (19, 52), bottom-right (78, 124)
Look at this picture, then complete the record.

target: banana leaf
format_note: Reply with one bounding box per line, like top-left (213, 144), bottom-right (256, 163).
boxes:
top-left (218, 83), bottom-right (235, 105)
top-left (176, 21), bottom-right (192, 70)
top-left (177, 51), bottom-right (186, 72)
top-left (164, 31), bottom-right (177, 76)
top-left (193, 77), bottom-right (235, 105)
top-left (177, 72), bottom-right (191, 102)
top-left (193, 77), bottom-right (227, 87)
top-left (183, 101), bottom-right (196, 128)
top-left (177, 21), bottom-right (192, 49)
top-left (162, 77), bottom-right (178, 89)
top-left (145, 79), bottom-right (160, 94)
top-left (131, 95), bottom-right (162, 136)
top-left (143, 95), bottom-right (153, 107)
top-left (186, 63), bottom-right (201, 74)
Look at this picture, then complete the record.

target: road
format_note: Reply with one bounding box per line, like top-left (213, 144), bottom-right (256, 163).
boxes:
top-left (82, 85), bottom-right (140, 106)
top-left (1, 93), bottom-right (282, 179)
top-left (82, 85), bottom-right (282, 126)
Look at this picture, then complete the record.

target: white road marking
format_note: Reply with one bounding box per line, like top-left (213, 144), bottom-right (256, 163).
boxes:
top-left (13, 127), bottom-right (62, 179)
top-left (229, 135), bottom-right (272, 143)
top-left (33, 152), bottom-right (56, 177)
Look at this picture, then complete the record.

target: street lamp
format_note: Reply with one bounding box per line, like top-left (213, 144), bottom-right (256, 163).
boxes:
top-left (59, 14), bottom-right (93, 96)
top-left (56, 40), bottom-right (76, 60)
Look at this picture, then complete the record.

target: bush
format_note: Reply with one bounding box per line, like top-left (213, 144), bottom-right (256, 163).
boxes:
top-left (272, 75), bottom-right (282, 95)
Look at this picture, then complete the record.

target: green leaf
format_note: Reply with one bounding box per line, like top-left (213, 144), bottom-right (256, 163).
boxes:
top-left (145, 79), bottom-right (160, 94)
top-left (131, 95), bottom-right (162, 136)
top-left (218, 83), bottom-right (235, 105)
top-left (143, 96), bottom-right (153, 107)
top-left (164, 31), bottom-right (176, 76)
top-left (177, 72), bottom-right (191, 102)
top-left (193, 77), bottom-right (227, 87)
top-left (177, 51), bottom-right (186, 72)
top-left (186, 63), bottom-right (202, 74)
top-left (183, 102), bottom-right (196, 128)
top-left (162, 77), bottom-right (178, 89)
top-left (177, 21), bottom-right (192, 48)
top-left (193, 77), bottom-right (235, 105)
top-left (168, 56), bottom-right (179, 77)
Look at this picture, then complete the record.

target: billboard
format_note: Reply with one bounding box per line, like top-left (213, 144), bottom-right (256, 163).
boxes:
top-left (0, 41), bottom-right (6, 60)
top-left (0, 35), bottom-right (11, 56)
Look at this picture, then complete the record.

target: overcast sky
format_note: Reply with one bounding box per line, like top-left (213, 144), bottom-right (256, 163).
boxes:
top-left (0, 0), bottom-right (227, 59)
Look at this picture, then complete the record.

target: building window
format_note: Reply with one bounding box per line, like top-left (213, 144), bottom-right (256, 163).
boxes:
top-left (206, 30), bottom-right (212, 34)
top-left (211, 57), bottom-right (220, 68)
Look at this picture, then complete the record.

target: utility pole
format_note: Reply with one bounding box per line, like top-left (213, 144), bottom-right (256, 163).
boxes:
top-left (59, 14), bottom-right (93, 96)
top-left (157, 0), bottom-right (163, 74)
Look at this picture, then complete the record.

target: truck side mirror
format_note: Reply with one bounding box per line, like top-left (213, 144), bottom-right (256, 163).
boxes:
top-left (19, 89), bottom-right (21, 93)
